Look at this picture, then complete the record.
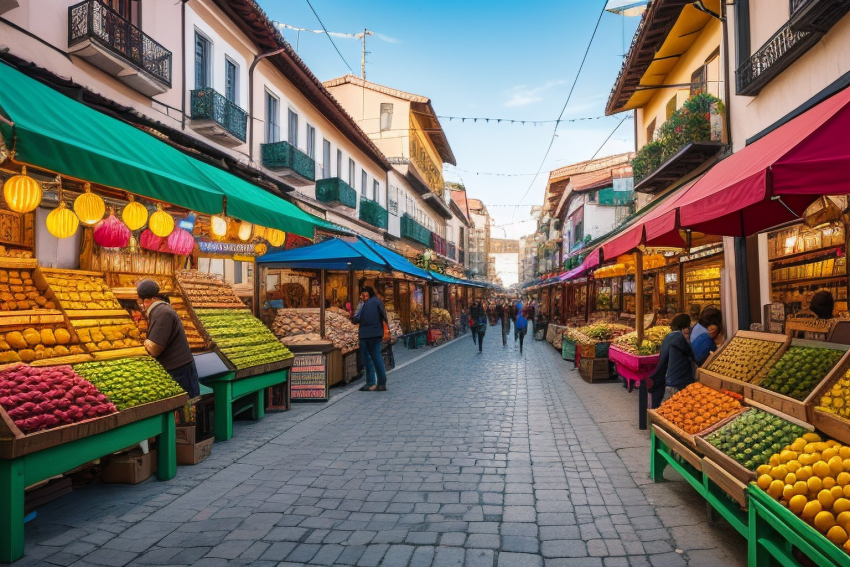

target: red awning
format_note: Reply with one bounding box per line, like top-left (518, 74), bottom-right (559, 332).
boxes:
top-left (678, 86), bottom-right (850, 236)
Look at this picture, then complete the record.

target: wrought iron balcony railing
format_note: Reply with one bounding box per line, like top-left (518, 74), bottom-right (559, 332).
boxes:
top-left (315, 178), bottom-right (356, 208)
top-left (260, 140), bottom-right (316, 181)
top-left (400, 214), bottom-right (431, 246)
top-left (191, 88), bottom-right (248, 142)
top-left (68, 0), bottom-right (171, 87)
top-left (735, 22), bottom-right (821, 96)
top-left (790, 0), bottom-right (850, 32)
top-left (359, 197), bottom-right (388, 230)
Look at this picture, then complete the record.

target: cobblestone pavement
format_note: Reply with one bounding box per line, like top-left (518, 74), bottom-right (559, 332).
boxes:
top-left (18, 330), bottom-right (746, 567)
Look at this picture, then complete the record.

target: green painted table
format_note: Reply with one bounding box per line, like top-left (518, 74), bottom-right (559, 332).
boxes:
top-left (200, 361), bottom-right (292, 442)
top-left (0, 395), bottom-right (186, 563)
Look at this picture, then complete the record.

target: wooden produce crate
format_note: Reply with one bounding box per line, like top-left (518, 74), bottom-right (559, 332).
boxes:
top-left (698, 330), bottom-right (790, 397)
top-left (579, 357), bottom-right (612, 383)
top-left (650, 423), bottom-right (703, 480)
top-left (811, 354), bottom-right (850, 444)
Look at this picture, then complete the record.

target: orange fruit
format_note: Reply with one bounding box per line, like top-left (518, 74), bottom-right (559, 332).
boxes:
top-left (771, 465), bottom-right (789, 480)
top-left (789, 494), bottom-right (808, 514)
top-left (803, 500), bottom-right (823, 520)
top-left (827, 525), bottom-right (848, 546)
top-left (815, 510), bottom-right (836, 533)
top-left (808, 476), bottom-right (824, 494)
top-left (839, 446), bottom-right (850, 459)
top-left (803, 433), bottom-right (822, 443)
top-left (824, 448), bottom-right (840, 461)
top-left (819, 489), bottom-right (835, 510)
top-left (780, 450), bottom-right (798, 463)
top-left (785, 473), bottom-right (797, 485)
top-left (757, 474), bottom-right (773, 490)
top-left (825, 477), bottom-right (838, 490)
top-left (834, 498), bottom-right (850, 514)
top-left (833, 486), bottom-right (846, 501)
top-left (814, 461), bottom-right (831, 479)
top-left (769, 454), bottom-right (781, 467)
top-left (768, 480), bottom-right (785, 499)
top-left (783, 485), bottom-right (797, 501)
top-left (837, 472), bottom-right (850, 486)
top-left (797, 467), bottom-right (813, 481)
top-left (830, 456), bottom-right (845, 475)
top-left (844, 485), bottom-right (850, 498)
top-left (787, 461), bottom-right (801, 473)
top-left (757, 464), bottom-right (772, 475)
top-left (794, 481), bottom-right (809, 496)
top-left (837, 511), bottom-right (850, 530)
top-left (843, 458), bottom-right (850, 471)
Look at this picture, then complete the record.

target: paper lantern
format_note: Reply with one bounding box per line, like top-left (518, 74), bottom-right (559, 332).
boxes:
top-left (73, 185), bottom-right (106, 226)
top-left (149, 204), bottom-right (174, 237)
top-left (93, 210), bottom-right (130, 248)
top-left (140, 229), bottom-right (167, 252)
top-left (253, 226), bottom-right (266, 240)
top-left (46, 202), bottom-right (79, 239)
top-left (122, 197), bottom-right (148, 231)
top-left (3, 166), bottom-right (42, 214)
top-left (210, 215), bottom-right (228, 238)
top-left (254, 243), bottom-right (268, 256)
top-left (237, 221), bottom-right (253, 241)
top-left (166, 228), bottom-right (195, 256)
top-left (265, 228), bottom-right (285, 247)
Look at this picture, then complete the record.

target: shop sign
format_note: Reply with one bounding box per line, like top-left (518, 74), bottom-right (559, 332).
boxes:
top-left (290, 352), bottom-right (329, 401)
top-left (679, 243), bottom-right (724, 263)
top-left (197, 240), bottom-right (262, 256)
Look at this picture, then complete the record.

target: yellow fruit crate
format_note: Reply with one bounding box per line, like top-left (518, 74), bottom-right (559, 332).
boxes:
top-left (698, 330), bottom-right (791, 397)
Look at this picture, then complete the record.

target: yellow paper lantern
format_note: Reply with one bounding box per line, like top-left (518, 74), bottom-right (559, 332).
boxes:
top-left (210, 215), bottom-right (228, 238)
top-left (3, 166), bottom-right (42, 214)
top-left (148, 204), bottom-right (174, 237)
top-left (73, 184), bottom-right (106, 226)
top-left (46, 202), bottom-right (80, 239)
top-left (254, 243), bottom-right (268, 256)
top-left (253, 226), bottom-right (266, 240)
top-left (122, 197), bottom-right (149, 231)
top-left (266, 228), bottom-right (286, 247)
top-left (237, 221), bottom-right (253, 241)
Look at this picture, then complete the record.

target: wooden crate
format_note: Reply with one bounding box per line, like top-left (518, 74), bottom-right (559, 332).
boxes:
top-left (812, 409), bottom-right (850, 446)
top-left (579, 357), bottom-right (612, 383)
top-left (650, 423), bottom-right (703, 472)
top-left (702, 457), bottom-right (748, 508)
top-left (233, 357), bottom-right (294, 380)
top-left (698, 330), bottom-right (791, 397)
top-left (648, 404), bottom-right (746, 454)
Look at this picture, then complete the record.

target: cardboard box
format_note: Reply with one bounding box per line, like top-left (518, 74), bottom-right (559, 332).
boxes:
top-left (101, 449), bottom-right (153, 484)
top-left (176, 425), bottom-right (196, 445)
top-left (176, 436), bottom-right (213, 465)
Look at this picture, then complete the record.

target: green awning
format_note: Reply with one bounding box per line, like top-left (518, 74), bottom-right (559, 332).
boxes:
top-left (0, 63), bottom-right (327, 239)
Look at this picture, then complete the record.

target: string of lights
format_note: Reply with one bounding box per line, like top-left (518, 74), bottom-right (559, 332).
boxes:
top-left (436, 114), bottom-right (620, 126)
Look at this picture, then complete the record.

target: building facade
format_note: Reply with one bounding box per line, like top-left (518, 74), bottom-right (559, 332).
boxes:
top-left (467, 199), bottom-right (491, 281)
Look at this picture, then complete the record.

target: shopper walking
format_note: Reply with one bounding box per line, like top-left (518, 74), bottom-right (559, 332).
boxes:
top-left (500, 303), bottom-right (511, 347)
top-left (515, 310), bottom-right (528, 354)
top-left (469, 301), bottom-right (482, 346)
top-left (351, 286), bottom-right (389, 392)
top-left (476, 302), bottom-right (488, 354)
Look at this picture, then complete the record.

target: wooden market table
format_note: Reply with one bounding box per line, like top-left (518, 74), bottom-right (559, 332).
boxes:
top-left (0, 394), bottom-right (187, 563)
top-left (200, 358), bottom-right (293, 442)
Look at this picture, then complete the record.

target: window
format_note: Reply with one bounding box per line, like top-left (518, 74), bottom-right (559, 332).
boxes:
top-left (665, 95), bottom-right (677, 120)
top-left (348, 158), bottom-right (355, 186)
top-left (373, 180), bottom-right (380, 202)
top-left (690, 66), bottom-right (707, 96)
top-left (233, 260), bottom-right (243, 284)
top-left (388, 185), bottom-right (399, 215)
top-left (380, 103), bottom-right (393, 131)
top-left (264, 91), bottom-right (279, 143)
top-left (322, 139), bottom-right (331, 179)
top-left (361, 170), bottom-right (368, 197)
top-left (306, 124), bottom-right (316, 159)
top-left (336, 149), bottom-right (342, 178)
top-left (587, 192), bottom-right (597, 203)
top-left (646, 118), bottom-right (656, 143)
top-left (103, 0), bottom-right (141, 26)
top-left (288, 109), bottom-right (298, 146)
top-left (224, 58), bottom-right (238, 103)
top-left (194, 32), bottom-right (211, 89)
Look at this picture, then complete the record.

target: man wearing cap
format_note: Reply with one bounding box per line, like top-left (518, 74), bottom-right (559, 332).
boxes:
top-left (137, 279), bottom-right (199, 398)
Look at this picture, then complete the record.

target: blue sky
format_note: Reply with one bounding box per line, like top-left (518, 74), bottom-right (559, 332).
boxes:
top-left (260, 1), bottom-right (640, 249)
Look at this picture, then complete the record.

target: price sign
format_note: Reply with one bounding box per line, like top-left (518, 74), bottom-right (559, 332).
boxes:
top-left (290, 352), bottom-right (329, 402)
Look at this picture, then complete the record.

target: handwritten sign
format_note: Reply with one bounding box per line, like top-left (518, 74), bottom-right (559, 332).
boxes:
top-left (290, 352), bottom-right (328, 402)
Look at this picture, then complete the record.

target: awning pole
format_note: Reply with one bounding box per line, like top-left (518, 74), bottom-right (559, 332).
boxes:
top-left (635, 250), bottom-right (644, 347)
top-left (320, 269), bottom-right (326, 340)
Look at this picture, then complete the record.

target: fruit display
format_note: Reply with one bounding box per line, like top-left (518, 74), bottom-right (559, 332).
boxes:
top-left (576, 323), bottom-right (633, 342)
top-left (0, 364), bottom-right (117, 433)
top-left (430, 308), bottom-right (452, 326)
top-left (704, 408), bottom-right (807, 471)
top-left (0, 325), bottom-right (84, 363)
top-left (755, 433), bottom-right (850, 555)
top-left (73, 356), bottom-right (185, 410)
top-left (195, 308), bottom-right (293, 369)
top-left (706, 336), bottom-right (784, 382)
top-left (176, 270), bottom-right (245, 309)
top-left (169, 296), bottom-right (206, 350)
top-left (0, 268), bottom-right (55, 311)
top-left (71, 318), bottom-right (142, 353)
top-left (654, 383), bottom-right (742, 434)
top-left (818, 368), bottom-right (850, 419)
top-left (759, 346), bottom-right (844, 400)
top-left (40, 270), bottom-right (122, 311)
top-left (272, 308), bottom-right (360, 353)
top-left (612, 326), bottom-right (671, 355)
top-left (564, 327), bottom-right (595, 346)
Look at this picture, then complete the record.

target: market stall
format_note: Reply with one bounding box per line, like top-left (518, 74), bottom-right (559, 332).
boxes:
top-left (680, 244), bottom-right (724, 321)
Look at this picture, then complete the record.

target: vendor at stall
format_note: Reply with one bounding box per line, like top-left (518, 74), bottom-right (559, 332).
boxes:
top-left (137, 279), bottom-right (200, 398)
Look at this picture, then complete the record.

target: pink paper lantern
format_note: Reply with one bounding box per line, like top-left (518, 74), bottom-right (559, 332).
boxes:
top-left (93, 211), bottom-right (130, 248)
top-left (140, 228), bottom-right (167, 252)
top-left (166, 227), bottom-right (195, 256)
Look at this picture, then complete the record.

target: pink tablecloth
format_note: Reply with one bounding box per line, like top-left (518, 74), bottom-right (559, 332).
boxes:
top-left (609, 346), bottom-right (660, 388)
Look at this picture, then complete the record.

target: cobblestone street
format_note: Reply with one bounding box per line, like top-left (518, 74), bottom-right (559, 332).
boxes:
top-left (18, 331), bottom-right (746, 567)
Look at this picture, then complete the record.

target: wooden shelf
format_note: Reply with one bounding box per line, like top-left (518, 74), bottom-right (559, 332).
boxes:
top-left (768, 244), bottom-right (843, 264)
top-left (771, 274), bottom-right (846, 287)
top-left (684, 277), bottom-right (722, 285)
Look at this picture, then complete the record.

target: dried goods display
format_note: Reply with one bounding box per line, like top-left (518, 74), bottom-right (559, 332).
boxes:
top-left (0, 267), bottom-right (54, 311)
top-left (272, 308), bottom-right (359, 353)
top-left (576, 322), bottom-right (633, 341)
top-left (429, 308), bottom-right (452, 326)
top-left (759, 346), bottom-right (844, 400)
top-left (818, 369), bottom-right (850, 419)
top-left (654, 383), bottom-right (742, 434)
top-left (73, 356), bottom-right (184, 410)
top-left (704, 408), bottom-right (807, 471)
top-left (169, 296), bottom-right (206, 350)
top-left (387, 311), bottom-right (403, 342)
top-left (612, 326), bottom-right (671, 355)
top-left (40, 270), bottom-right (122, 311)
top-left (176, 270), bottom-right (244, 308)
top-left (755, 433), bottom-right (850, 554)
top-left (0, 364), bottom-right (116, 433)
top-left (71, 318), bottom-right (142, 353)
top-left (564, 327), bottom-right (595, 346)
top-left (0, 325), bottom-right (84, 363)
top-left (706, 337), bottom-right (784, 382)
top-left (195, 308), bottom-right (293, 369)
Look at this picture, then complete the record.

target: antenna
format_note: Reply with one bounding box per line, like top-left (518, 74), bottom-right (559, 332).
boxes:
top-left (359, 29), bottom-right (373, 79)
top-left (274, 22), bottom-right (374, 77)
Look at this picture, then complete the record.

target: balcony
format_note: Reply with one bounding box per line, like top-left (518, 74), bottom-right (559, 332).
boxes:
top-left (790, 0), bottom-right (850, 32)
top-left (190, 89), bottom-right (248, 147)
top-left (447, 242), bottom-right (456, 260)
top-left (736, 22), bottom-right (821, 96)
top-left (400, 214), bottom-right (431, 246)
top-left (261, 141), bottom-right (315, 186)
top-left (632, 93), bottom-right (725, 193)
top-left (359, 197), bottom-right (388, 230)
top-left (314, 178), bottom-right (356, 209)
top-left (68, 0), bottom-right (171, 96)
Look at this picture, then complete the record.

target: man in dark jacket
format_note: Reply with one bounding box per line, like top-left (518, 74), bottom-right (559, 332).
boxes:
top-left (352, 286), bottom-right (389, 391)
top-left (648, 314), bottom-right (695, 407)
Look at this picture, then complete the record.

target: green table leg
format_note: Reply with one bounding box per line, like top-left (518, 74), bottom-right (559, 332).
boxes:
top-left (255, 389), bottom-right (265, 420)
top-left (650, 429), bottom-right (668, 482)
top-left (156, 413), bottom-right (176, 481)
top-left (214, 381), bottom-right (233, 442)
top-left (748, 500), bottom-right (771, 567)
top-left (0, 458), bottom-right (24, 563)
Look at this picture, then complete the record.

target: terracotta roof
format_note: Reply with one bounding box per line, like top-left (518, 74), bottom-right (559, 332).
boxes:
top-left (209, 0), bottom-right (391, 171)
top-left (571, 165), bottom-right (633, 192)
top-left (544, 153), bottom-right (634, 214)
top-left (450, 189), bottom-right (470, 221)
top-left (324, 74), bottom-right (457, 166)
top-left (468, 198), bottom-right (484, 210)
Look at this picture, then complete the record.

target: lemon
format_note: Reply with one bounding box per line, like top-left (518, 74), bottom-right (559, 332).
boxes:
top-left (783, 485), bottom-right (797, 501)
top-left (780, 450), bottom-right (798, 463)
top-left (757, 464), bottom-right (772, 475)
top-left (791, 439), bottom-right (807, 452)
top-left (797, 467), bottom-right (813, 481)
top-left (789, 494), bottom-right (808, 514)
top-left (833, 486), bottom-right (846, 501)
top-left (803, 500), bottom-right (823, 520)
top-left (827, 525), bottom-right (848, 546)
top-left (819, 489), bottom-right (835, 510)
top-left (804, 444), bottom-right (818, 455)
top-left (757, 474), bottom-right (773, 490)
top-left (838, 472), bottom-right (850, 487)
top-left (768, 479), bottom-right (785, 499)
top-left (803, 432), bottom-right (822, 443)
top-left (815, 510), bottom-right (836, 533)
top-left (834, 498), bottom-right (850, 514)
top-left (824, 448), bottom-right (840, 461)
top-left (799, 454), bottom-right (817, 466)
top-left (825, 477), bottom-right (838, 490)
top-left (771, 465), bottom-right (789, 480)
top-left (840, 447), bottom-right (850, 459)
top-left (813, 461), bottom-right (831, 479)
top-left (809, 476), bottom-right (824, 494)
top-left (785, 473), bottom-right (797, 485)
top-left (787, 461), bottom-right (801, 473)
top-left (794, 481), bottom-right (809, 496)
top-left (769, 454), bottom-right (781, 467)
top-left (838, 511), bottom-right (850, 530)
top-left (845, 485), bottom-right (850, 498)
top-left (844, 458), bottom-right (850, 471)
top-left (830, 456), bottom-right (845, 475)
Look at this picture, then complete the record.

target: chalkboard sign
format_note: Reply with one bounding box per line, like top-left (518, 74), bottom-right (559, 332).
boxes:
top-left (290, 352), bottom-right (329, 402)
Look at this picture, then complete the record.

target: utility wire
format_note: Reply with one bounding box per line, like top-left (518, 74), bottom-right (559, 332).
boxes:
top-left (304, 0), bottom-right (354, 74)
top-left (590, 114), bottom-right (631, 161)
top-left (513, 1), bottom-right (608, 219)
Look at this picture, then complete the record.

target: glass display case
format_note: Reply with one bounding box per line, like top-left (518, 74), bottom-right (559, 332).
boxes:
top-left (683, 258), bottom-right (722, 320)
